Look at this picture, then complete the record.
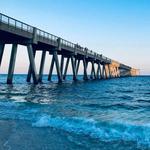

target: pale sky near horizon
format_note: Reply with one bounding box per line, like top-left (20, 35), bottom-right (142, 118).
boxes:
top-left (0, 0), bottom-right (150, 75)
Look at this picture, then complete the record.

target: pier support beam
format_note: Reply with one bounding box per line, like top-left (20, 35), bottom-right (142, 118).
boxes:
top-left (90, 61), bottom-right (96, 79)
top-left (100, 65), bottom-right (102, 79)
top-left (0, 43), bottom-right (5, 67)
top-left (90, 63), bottom-right (93, 79)
top-left (7, 44), bottom-right (18, 84)
top-left (116, 67), bottom-right (118, 77)
top-left (115, 67), bottom-right (117, 77)
top-left (116, 67), bottom-right (120, 77)
top-left (104, 65), bottom-right (108, 79)
top-left (71, 56), bottom-right (77, 81)
top-left (102, 64), bottom-right (106, 79)
top-left (99, 63), bottom-right (102, 79)
top-left (96, 63), bottom-right (100, 79)
top-left (63, 57), bottom-right (70, 80)
top-left (115, 67), bottom-right (118, 77)
top-left (53, 51), bottom-right (62, 83)
top-left (83, 58), bottom-right (88, 80)
top-left (76, 59), bottom-right (80, 76)
top-left (75, 58), bottom-right (77, 68)
top-left (60, 55), bottom-right (64, 75)
top-left (27, 44), bottom-right (38, 84)
top-left (117, 67), bottom-right (120, 77)
top-left (38, 51), bottom-right (46, 82)
top-left (48, 50), bottom-right (62, 82)
top-left (26, 50), bottom-right (36, 82)
top-left (111, 66), bottom-right (115, 78)
top-left (48, 55), bottom-right (55, 81)
top-left (108, 64), bottom-right (111, 78)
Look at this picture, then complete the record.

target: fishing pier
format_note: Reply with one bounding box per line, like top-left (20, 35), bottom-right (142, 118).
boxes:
top-left (0, 13), bottom-right (138, 84)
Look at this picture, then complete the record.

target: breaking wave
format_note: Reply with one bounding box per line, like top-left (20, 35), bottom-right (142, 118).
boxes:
top-left (33, 115), bottom-right (150, 149)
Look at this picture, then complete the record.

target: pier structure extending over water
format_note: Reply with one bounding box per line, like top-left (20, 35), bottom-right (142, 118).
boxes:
top-left (0, 13), bottom-right (138, 84)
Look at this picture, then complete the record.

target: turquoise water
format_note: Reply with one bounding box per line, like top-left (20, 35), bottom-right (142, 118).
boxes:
top-left (0, 75), bottom-right (150, 150)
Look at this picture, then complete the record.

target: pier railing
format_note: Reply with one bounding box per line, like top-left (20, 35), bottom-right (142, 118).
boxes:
top-left (0, 13), bottom-right (33, 33)
top-left (0, 12), bottom-right (111, 63)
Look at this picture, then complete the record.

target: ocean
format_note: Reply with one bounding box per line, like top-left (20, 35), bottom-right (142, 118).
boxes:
top-left (0, 75), bottom-right (150, 150)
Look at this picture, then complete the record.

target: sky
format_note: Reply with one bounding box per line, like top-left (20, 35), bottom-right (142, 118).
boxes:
top-left (0, 0), bottom-right (150, 75)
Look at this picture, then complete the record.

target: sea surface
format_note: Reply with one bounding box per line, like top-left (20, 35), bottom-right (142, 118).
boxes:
top-left (0, 75), bottom-right (150, 150)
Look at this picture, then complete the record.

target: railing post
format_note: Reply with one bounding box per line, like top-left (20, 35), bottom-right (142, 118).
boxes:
top-left (57, 38), bottom-right (61, 51)
top-left (32, 27), bottom-right (37, 44)
top-left (8, 17), bottom-right (9, 27)
top-left (0, 14), bottom-right (2, 24)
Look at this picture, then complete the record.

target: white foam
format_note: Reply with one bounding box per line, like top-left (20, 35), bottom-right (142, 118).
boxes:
top-left (32, 115), bottom-right (150, 148)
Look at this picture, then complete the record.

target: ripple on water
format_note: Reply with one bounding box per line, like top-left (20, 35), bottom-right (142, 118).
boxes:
top-left (117, 90), bottom-right (134, 93)
top-left (137, 99), bottom-right (150, 103)
top-left (119, 95), bottom-right (134, 100)
top-left (144, 92), bottom-right (150, 95)
top-left (81, 102), bottom-right (141, 110)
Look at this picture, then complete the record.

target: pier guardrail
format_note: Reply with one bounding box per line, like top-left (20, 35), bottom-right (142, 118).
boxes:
top-left (0, 13), bottom-right (33, 33)
top-left (0, 12), bottom-right (111, 63)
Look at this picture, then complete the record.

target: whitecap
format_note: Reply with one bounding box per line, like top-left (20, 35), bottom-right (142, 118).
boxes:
top-left (32, 115), bottom-right (150, 149)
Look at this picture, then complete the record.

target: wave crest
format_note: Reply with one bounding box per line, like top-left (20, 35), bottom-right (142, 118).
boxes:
top-left (32, 115), bottom-right (150, 148)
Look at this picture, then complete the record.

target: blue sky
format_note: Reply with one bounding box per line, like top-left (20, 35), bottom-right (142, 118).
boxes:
top-left (0, 0), bottom-right (150, 74)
